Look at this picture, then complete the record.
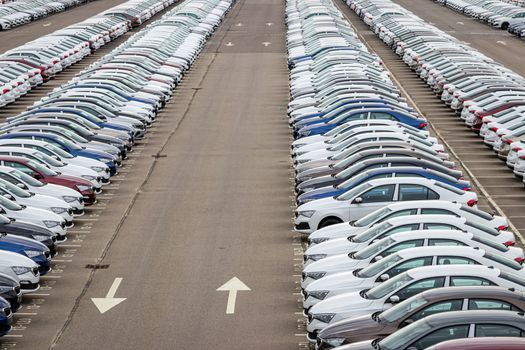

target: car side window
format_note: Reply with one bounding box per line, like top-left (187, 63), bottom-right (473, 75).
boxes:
top-left (421, 209), bottom-right (457, 216)
top-left (450, 277), bottom-right (494, 286)
top-left (410, 325), bottom-right (470, 349)
top-left (398, 185), bottom-right (440, 201)
top-left (370, 112), bottom-right (397, 120)
top-left (347, 112), bottom-right (368, 121)
top-left (380, 224), bottom-right (421, 238)
top-left (474, 324), bottom-right (523, 337)
top-left (385, 257), bottom-right (432, 277)
top-left (428, 239), bottom-right (466, 246)
top-left (3, 162), bottom-right (32, 175)
top-left (423, 223), bottom-right (458, 230)
top-left (380, 209), bottom-right (418, 222)
top-left (359, 184), bottom-right (395, 203)
top-left (410, 300), bottom-right (463, 321)
top-left (437, 256), bottom-right (478, 265)
top-left (469, 299), bottom-right (521, 311)
top-left (396, 277), bottom-right (446, 301)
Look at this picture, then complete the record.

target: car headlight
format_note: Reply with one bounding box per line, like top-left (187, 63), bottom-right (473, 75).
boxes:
top-left (11, 266), bottom-right (30, 275)
top-left (300, 130), bottom-right (311, 136)
top-left (81, 175), bottom-right (96, 181)
top-left (62, 196), bottom-right (78, 203)
top-left (312, 313), bottom-right (335, 323)
top-left (51, 207), bottom-right (67, 214)
top-left (24, 250), bottom-right (42, 258)
top-left (304, 271), bottom-right (326, 280)
top-left (90, 166), bottom-right (105, 172)
top-left (298, 210), bottom-right (315, 218)
top-left (307, 290), bottom-right (330, 300)
top-left (43, 220), bottom-right (60, 228)
top-left (32, 234), bottom-right (50, 242)
top-left (99, 158), bottom-right (112, 164)
top-left (76, 185), bottom-right (91, 192)
top-left (0, 285), bottom-right (14, 293)
top-left (310, 237), bottom-right (329, 244)
top-left (306, 254), bottom-right (327, 262)
top-left (323, 337), bottom-right (346, 347)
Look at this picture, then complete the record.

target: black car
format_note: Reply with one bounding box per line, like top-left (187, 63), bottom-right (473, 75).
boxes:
top-left (0, 215), bottom-right (57, 256)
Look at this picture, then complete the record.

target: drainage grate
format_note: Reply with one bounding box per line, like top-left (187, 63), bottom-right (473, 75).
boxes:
top-left (85, 264), bottom-right (110, 269)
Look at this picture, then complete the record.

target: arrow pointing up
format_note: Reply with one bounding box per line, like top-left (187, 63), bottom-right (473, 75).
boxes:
top-left (216, 277), bottom-right (250, 314)
top-left (92, 278), bottom-right (126, 314)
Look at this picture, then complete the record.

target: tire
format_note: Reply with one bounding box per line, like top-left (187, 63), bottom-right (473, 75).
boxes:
top-left (318, 217), bottom-right (343, 229)
top-left (502, 22), bottom-right (509, 30)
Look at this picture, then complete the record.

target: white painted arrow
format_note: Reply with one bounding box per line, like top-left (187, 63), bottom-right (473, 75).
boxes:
top-left (216, 277), bottom-right (250, 314)
top-left (225, 42), bottom-right (234, 47)
top-left (236, 22), bottom-right (243, 27)
top-left (497, 40), bottom-right (507, 46)
top-left (91, 278), bottom-right (126, 314)
top-left (262, 42), bottom-right (272, 47)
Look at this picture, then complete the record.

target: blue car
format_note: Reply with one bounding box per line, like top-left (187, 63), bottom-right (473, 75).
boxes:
top-left (296, 108), bottom-right (427, 138)
top-left (292, 98), bottom-right (415, 122)
top-left (0, 233), bottom-right (51, 275)
top-left (0, 132), bottom-right (118, 175)
top-left (288, 46), bottom-right (375, 67)
top-left (297, 167), bottom-right (471, 204)
top-left (0, 296), bottom-right (12, 336)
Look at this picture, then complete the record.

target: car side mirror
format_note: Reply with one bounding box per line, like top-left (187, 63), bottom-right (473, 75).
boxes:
top-left (389, 295), bottom-right (400, 304)
top-left (2, 194), bottom-right (13, 200)
top-left (32, 173), bottom-right (42, 180)
top-left (16, 183), bottom-right (25, 189)
top-left (401, 319), bottom-right (415, 328)
top-left (374, 255), bottom-right (383, 262)
top-left (354, 197), bottom-right (363, 204)
top-left (380, 274), bottom-right (390, 281)
top-left (51, 155), bottom-right (59, 160)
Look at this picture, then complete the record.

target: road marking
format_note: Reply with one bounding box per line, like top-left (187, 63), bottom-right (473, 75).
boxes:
top-left (92, 278), bottom-right (126, 314)
top-left (216, 277), bottom-right (250, 314)
top-left (262, 42), bottom-right (272, 47)
top-left (236, 22), bottom-right (243, 27)
top-left (15, 313), bottom-right (37, 316)
top-left (266, 22), bottom-right (273, 26)
top-left (59, 244), bottom-right (82, 248)
top-left (497, 40), bottom-right (507, 46)
top-left (25, 294), bottom-right (50, 297)
top-left (43, 23), bottom-right (51, 27)
top-left (457, 21), bottom-right (464, 25)
top-left (225, 42), bottom-right (234, 47)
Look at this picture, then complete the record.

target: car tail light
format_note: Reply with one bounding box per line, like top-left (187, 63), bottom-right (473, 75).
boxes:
top-left (462, 187), bottom-right (472, 191)
top-left (504, 241), bottom-right (516, 247)
top-left (515, 257), bottom-right (524, 265)
top-left (504, 139), bottom-right (513, 144)
top-left (419, 122), bottom-right (427, 129)
top-left (467, 199), bottom-right (477, 207)
top-left (490, 127), bottom-right (498, 132)
top-left (52, 58), bottom-right (59, 64)
top-left (16, 82), bottom-right (22, 86)
top-left (2, 89), bottom-right (9, 94)
top-left (519, 155), bottom-right (525, 160)
top-left (513, 147), bottom-right (522, 152)
top-left (39, 67), bottom-right (45, 72)
top-left (497, 225), bottom-right (509, 231)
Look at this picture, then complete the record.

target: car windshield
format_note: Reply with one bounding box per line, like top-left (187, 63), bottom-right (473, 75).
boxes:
top-left (9, 170), bottom-right (44, 187)
top-left (379, 319), bottom-right (432, 350)
top-left (354, 237), bottom-right (396, 260)
top-left (32, 152), bottom-right (65, 167)
top-left (365, 273), bottom-right (414, 299)
top-left (27, 160), bottom-right (57, 176)
top-left (358, 253), bottom-right (404, 278)
top-left (380, 294), bottom-right (428, 322)
top-left (353, 222), bottom-right (393, 243)
top-left (0, 181), bottom-right (30, 198)
top-left (337, 171), bottom-right (369, 189)
top-left (337, 182), bottom-right (372, 201)
top-left (43, 144), bottom-right (73, 159)
top-left (0, 195), bottom-right (22, 210)
top-left (354, 207), bottom-right (392, 227)
top-left (0, 215), bottom-right (10, 224)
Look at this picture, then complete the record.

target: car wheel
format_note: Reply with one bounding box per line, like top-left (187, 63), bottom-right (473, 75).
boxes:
top-left (318, 217), bottom-right (343, 229)
top-left (502, 22), bottom-right (509, 30)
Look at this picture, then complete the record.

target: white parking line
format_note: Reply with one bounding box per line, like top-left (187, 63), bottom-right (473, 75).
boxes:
top-left (24, 294), bottom-right (50, 297)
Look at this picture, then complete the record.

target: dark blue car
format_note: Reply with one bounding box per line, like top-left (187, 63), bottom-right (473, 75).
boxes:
top-left (0, 233), bottom-right (51, 275)
top-left (0, 296), bottom-right (12, 336)
top-left (296, 108), bottom-right (427, 138)
top-left (297, 167), bottom-right (471, 204)
top-left (0, 132), bottom-right (118, 175)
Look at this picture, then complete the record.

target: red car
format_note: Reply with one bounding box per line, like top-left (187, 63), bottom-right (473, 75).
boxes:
top-left (0, 58), bottom-right (52, 82)
top-left (471, 101), bottom-right (525, 132)
top-left (425, 337), bottom-right (525, 350)
top-left (0, 156), bottom-right (96, 205)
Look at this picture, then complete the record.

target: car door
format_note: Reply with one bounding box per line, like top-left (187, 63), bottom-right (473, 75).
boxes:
top-left (474, 324), bottom-right (524, 338)
top-left (349, 184), bottom-right (396, 220)
top-left (394, 277), bottom-right (446, 302)
top-left (407, 324), bottom-right (470, 349)
top-left (402, 299), bottom-right (464, 325)
top-left (397, 184), bottom-right (440, 201)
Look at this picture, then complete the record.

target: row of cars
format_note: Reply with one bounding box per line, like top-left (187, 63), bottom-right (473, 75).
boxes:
top-left (0, 0), bottom-right (232, 336)
top-left (0, 0), bottom-right (94, 31)
top-left (287, 0), bottom-right (525, 349)
top-left (350, 0), bottom-right (525, 185)
top-left (0, 0), bottom-right (179, 109)
top-left (432, 0), bottom-right (525, 36)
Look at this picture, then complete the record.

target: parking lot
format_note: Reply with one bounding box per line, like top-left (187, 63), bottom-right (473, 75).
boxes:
top-left (1, 0), bottom-right (525, 349)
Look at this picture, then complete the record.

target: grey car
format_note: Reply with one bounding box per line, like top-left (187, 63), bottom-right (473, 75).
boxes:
top-left (317, 286), bottom-right (525, 349)
top-left (334, 310), bottom-right (525, 350)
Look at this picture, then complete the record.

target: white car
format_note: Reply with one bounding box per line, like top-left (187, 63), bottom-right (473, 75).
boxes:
top-left (303, 214), bottom-right (515, 263)
top-left (303, 245), bottom-right (525, 310)
top-left (301, 230), bottom-right (523, 288)
top-left (0, 250), bottom-right (39, 294)
top-left (0, 166), bottom-right (84, 215)
top-left (294, 177), bottom-right (478, 234)
top-left (0, 195), bottom-right (67, 242)
top-left (306, 265), bottom-right (525, 341)
top-left (308, 200), bottom-right (508, 245)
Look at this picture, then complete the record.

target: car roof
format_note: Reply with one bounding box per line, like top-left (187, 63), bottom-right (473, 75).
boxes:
top-left (385, 214), bottom-right (467, 225)
top-left (433, 337), bottom-right (525, 350)
top-left (419, 285), bottom-right (525, 303)
top-left (407, 264), bottom-right (500, 279)
top-left (424, 310), bottom-right (525, 327)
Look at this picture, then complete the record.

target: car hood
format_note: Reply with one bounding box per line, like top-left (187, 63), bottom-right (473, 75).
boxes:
top-left (304, 254), bottom-right (360, 274)
top-left (335, 340), bottom-right (375, 350)
top-left (306, 270), bottom-right (367, 293)
top-left (0, 249), bottom-right (36, 266)
top-left (310, 291), bottom-right (373, 315)
top-left (318, 314), bottom-right (386, 344)
top-left (297, 197), bottom-right (345, 211)
top-left (0, 221), bottom-right (53, 237)
top-left (305, 237), bottom-right (361, 256)
top-left (309, 224), bottom-right (361, 243)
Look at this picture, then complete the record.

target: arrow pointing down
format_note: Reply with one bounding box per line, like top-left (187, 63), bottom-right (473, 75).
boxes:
top-left (92, 278), bottom-right (126, 314)
top-left (216, 277), bottom-right (250, 314)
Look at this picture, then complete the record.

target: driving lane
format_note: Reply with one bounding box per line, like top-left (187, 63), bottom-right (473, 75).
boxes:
top-left (47, 0), bottom-right (297, 349)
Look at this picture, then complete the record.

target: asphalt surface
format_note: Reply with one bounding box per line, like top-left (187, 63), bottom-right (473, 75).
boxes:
top-left (0, 0), bottom-right (298, 349)
top-left (333, 0), bottom-right (525, 242)
top-left (0, 0), bottom-right (130, 55)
